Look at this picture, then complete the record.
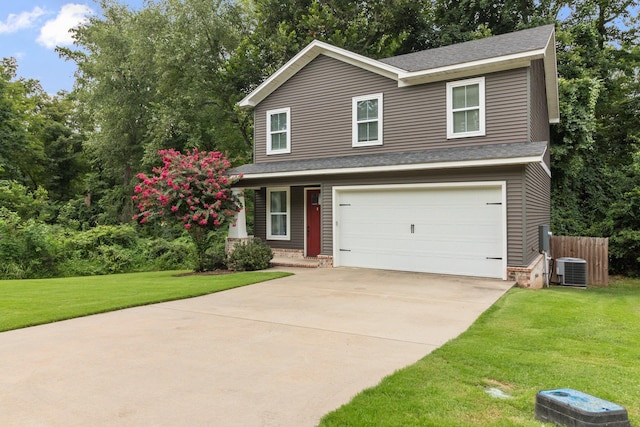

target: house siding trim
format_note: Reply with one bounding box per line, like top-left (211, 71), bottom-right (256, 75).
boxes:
top-left (332, 181), bottom-right (508, 280)
top-left (352, 93), bottom-right (384, 147)
top-left (266, 107), bottom-right (291, 155)
top-left (446, 77), bottom-right (486, 139)
top-left (240, 156), bottom-right (547, 180)
top-left (266, 187), bottom-right (291, 240)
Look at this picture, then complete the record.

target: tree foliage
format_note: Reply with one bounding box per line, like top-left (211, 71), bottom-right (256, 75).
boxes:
top-left (133, 149), bottom-right (241, 271)
top-left (1, 0), bottom-right (639, 275)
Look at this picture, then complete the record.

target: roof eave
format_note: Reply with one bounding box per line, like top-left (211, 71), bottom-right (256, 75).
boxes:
top-left (238, 40), bottom-right (403, 108)
top-left (396, 50), bottom-right (545, 87)
top-left (236, 155), bottom-right (547, 181)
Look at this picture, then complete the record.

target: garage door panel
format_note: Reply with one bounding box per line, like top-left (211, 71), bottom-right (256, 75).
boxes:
top-left (336, 185), bottom-right (505, 278)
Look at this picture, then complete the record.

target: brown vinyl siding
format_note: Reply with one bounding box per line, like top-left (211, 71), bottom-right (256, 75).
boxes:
top-left (529, 59), bottom-right (551, 167)
top-left (245, 165), bottom-right (528, 267)
top-left (254, 55), bottom-right (529, 163)
top-left (524, 162), bottom-right (551, 264)
top-left (254, 186), bottom-right (305, 250)
top-left (254, 188), bottom-right (266, 241)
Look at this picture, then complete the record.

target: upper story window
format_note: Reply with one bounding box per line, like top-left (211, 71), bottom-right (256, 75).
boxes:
top-left (446, 77), bottom-right (485, 139)
top-left (267, 187), bottom-right (290, 240)
top-left (352, 93), bottom-right (383, 147)
top-left (267, 107), bottom-right (291, 155)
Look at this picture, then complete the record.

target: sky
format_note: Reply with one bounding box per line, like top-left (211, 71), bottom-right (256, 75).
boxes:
top-left (0, 0), bottom-right (143, 94)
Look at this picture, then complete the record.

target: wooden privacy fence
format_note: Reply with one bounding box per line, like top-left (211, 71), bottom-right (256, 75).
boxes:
top-left (549, 236), bottom-right (609, 286)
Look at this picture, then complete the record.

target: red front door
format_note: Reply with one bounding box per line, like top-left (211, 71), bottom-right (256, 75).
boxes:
top-left (306, 189), bottom-right (321, 257)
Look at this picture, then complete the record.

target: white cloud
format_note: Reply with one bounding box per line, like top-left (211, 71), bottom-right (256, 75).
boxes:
top-left (37, 3), bottom-right (93, 49)
top-left (0, 7), bottom-right (46, 34)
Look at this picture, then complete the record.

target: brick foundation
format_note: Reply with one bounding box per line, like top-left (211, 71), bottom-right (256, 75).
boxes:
top-left (271, 248), bottom-right (304, 259)
top-left (316, 254), bottom-right (334, 268)
top-left (271, 248), bottom-right (333, 268)
top-left (507, 254), bottom-right (546, 289)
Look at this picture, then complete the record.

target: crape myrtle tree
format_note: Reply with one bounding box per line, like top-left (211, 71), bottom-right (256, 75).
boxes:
top-left (133, 149), bottom-right (242, 271)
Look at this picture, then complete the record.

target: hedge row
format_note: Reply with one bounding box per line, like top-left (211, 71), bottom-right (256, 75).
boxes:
top-left (0, 211), bottom-right (196, 279)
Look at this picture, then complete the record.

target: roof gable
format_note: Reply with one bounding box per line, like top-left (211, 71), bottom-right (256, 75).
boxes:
top-left (238, 25), bottom-right (559, 123)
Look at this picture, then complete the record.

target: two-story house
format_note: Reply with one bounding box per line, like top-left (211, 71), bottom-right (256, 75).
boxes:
top-left (229, 24), bottom-right (558, 286)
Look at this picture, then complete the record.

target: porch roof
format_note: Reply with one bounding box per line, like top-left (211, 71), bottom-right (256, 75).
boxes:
top-left (229, 141), bottom-right (549, 180)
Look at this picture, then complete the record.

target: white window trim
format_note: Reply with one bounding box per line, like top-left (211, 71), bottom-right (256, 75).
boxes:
top-left (446, 77), bottom-right (485, 139)
top-left (352, 93), bottom-right (383, 147)
top-left (266, 107), bottom-right (291, 155)
top-left (266, 187), bottom-right (290, 240)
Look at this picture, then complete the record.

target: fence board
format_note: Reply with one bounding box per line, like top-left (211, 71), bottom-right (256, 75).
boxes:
top-left (549, 236), bottom-right (609, 286)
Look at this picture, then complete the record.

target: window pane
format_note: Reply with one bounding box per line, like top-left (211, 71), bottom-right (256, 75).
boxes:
top-left (358, 122), bottom-right (379, 142)
top-left (270, 112), bottom-right (287, 132)
top-left (270, 191), bottom-right (286, 213)
top-left (270, 214), bottom-right (286, 236)
top-left (453, 111), bottom-right (467, 133)
top-left (271, 132), bottom-right (286, 150)
top-left (466, 109), bottom-right (480, 131)
top-left (357, 99), bottom-right (378, 121)
top-left (358, 122), bottom-right (367, 141)
top-left (368, 121), bottom-right (378, 141)
top-left (452, 86), bottom-right (466, 109)
top-left (466, 84), bottom-right (479, 107)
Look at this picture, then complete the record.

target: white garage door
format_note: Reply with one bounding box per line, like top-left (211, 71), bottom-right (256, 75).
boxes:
top-left (334, 184), bottom-right (506, 279)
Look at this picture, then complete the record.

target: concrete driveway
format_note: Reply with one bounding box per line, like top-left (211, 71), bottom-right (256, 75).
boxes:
top-left (0, 267), bottom-right (512, 426)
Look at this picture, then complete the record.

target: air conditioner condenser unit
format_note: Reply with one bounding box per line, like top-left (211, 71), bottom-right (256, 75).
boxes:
top-left (555, 257), bottom-right (587, 287)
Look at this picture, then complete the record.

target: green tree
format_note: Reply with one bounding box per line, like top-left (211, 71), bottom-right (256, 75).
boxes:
top-left (133, 149), bottom-right (241, 271)
top-left (550, 2), bottom-right (640, 274)
top-left (0, 58), bottom-right (46, 188)
top-left (432, 0), bottom-right (557, 45)
top-left (61, 0), bottom-right (250, 224)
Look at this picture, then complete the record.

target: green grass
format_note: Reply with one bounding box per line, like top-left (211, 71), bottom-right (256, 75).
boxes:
top-left (320, 278), bottom-right (640, 427)
top-left (0, 270), bottom-right (291, 332)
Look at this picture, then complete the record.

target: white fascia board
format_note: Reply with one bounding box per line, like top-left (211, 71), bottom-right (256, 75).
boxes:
top-left (321, 49), bottom-right (402, 81)
top-left (239, 155), bottom-right (545, 180)
top-left (238, 40), bottom-right (403, 108)
top-left (543, 30), bottom-right (560, 123)
top-left (396, 49), bottom-right (545, 87)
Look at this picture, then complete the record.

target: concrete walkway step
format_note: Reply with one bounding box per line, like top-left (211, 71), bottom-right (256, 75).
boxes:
top-left (271, 257), bottom-right (320, 268)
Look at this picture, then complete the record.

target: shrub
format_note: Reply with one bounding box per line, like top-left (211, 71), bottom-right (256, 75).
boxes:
top-left (227, 238), bottom-right (273, 272)
top-left (202, 231), bottom-right (229, 271)
top-left (0, 209), bottom-right (62, 278)
top-left (146, 236), bottom-right (196, 271)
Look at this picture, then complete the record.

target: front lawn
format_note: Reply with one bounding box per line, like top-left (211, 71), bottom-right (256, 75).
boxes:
top-left (0, 270), bottom-right (291, 332)
top-left (320, 278), bottom-right (640, 426)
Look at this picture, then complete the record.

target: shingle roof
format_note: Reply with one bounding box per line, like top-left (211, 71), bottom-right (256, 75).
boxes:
top-left (379, 25), bottom-right (555, 72)
top-left (238, 25), bottom-right (559, 122)
top-left (229, 141), bottom-right (547, 177)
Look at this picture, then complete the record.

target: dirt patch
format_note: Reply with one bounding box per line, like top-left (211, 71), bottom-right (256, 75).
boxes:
top-left (484, 378), bottom-right (515, 391)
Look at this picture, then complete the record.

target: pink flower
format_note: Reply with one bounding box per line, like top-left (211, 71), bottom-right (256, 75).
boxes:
top-left (171, 205), bottom-right (178, 212)
top-left (184, 223), bottom-right (191, 230)
top-left (199, 219), bottom-right (207, 225)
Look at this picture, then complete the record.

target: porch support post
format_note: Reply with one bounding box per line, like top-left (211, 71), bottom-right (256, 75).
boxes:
top-left (228, 188), bottom-right (248, 239)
